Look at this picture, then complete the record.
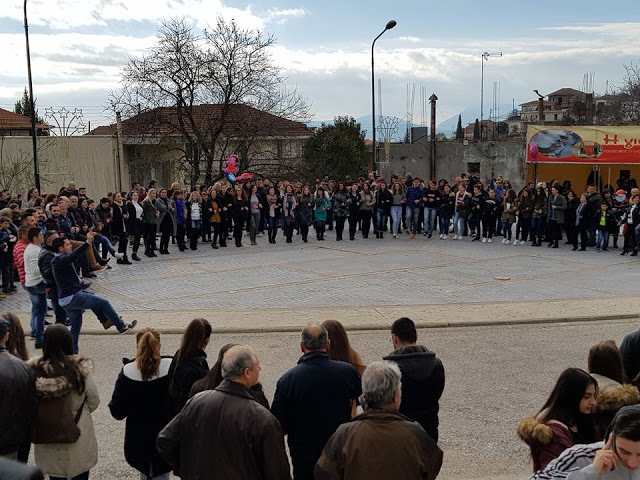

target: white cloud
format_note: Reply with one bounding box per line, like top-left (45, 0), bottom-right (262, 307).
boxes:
top-left (266, 8), bottom-right (307, 25)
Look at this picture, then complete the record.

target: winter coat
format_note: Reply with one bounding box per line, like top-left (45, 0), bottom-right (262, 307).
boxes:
top-left (592, 210), bottom-right (616, 232)
top-left (375, 189), bottom-right (393, 216)
top-left (271, 351), bottom-right (362, 480)
top-left (231, 198), bottom-right (249, 223)
top-left (314, 196), bottom-right (331, 222)
top-left (0, 348), bottom-right (36, 456)
top-left (516, 197), bottom-right (534, 220)
top-left (110, 202), bottom-right (128, 236)
top-left (358, 191), bottom-right (375, 212)
top-left (168, 349), bottom-right (209, 415)
top-left (437, 193), bottom-right (454, 218)
top-left (30, 356), bottom-right (100, 478)
top-left (621, 329), bottom-right (640, 384)
top-left (315, 409), bottom-right (443, 480)
top-left (297, 195), bottom-right (314, 227)
top-left (142, 197), bottom-right (158, 225)
top-left (501, 200), bottom-right (517, 223)
top-left (453, 191), bottom-right (471, 217)
top-left (156, 197), bottom-right (176, 236)
top-left (157, 379), bottom-right (291, 480)
top-left (109, 357), bottom-right (174, 477)
top-left (518, 416), bottom-right (575, 472)
top-left (331, 190), bottom-right (349, 218)
top-left (547, 194), bottom-right (567, 224)
top-left (282, 193), bottom-right (298, 222)
top-left (126, 201), bottom-right (143, 236)
top-left (383, 345), bottom-right (445, 442)
top-left (590, 374), bottom-right (640, 438)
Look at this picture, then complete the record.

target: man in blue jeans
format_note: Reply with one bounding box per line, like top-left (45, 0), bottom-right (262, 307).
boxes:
top-left (23, 227), bottom-right (47, 349)
top-left (51, 231), bottom-right (137, 353)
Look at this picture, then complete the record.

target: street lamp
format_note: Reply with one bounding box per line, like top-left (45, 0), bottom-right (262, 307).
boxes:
top-left (371, 20), bottom-right (397, 167)
top-left (23, 0), bottom-right (40, 191)
top-left (533, 89), bottom-right (545, 125)
top-left (480, 51), bottom-right (502, 140)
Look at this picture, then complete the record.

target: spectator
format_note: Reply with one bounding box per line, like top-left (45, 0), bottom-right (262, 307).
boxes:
top-left (272, 323), bottom-right (362, 480)
top-left (188, 343), bottom-right (270, 409)
top-left (126, 191), bottom-right (143, 261)
top-left (185, 191), bottom-right (202, 251)
top-left (375, 180), bottom-right (392, 239)
top-left (51, 233), bottom-right (137, 353)
top-left (109, 328), bottom-right (173, 480)
top-left (157, 345), bottom-right (291, 480)
top-left (383, 317), bottom-right (445, 442)
top-left (23, 227), bottom-right (47, 349)
top-left (38, 231), bottom-right (69, 326)
top-left (390, 181), bottom-right (406, 238)
top-left (518, 368), bottom-right (598, 471)
top-left (620, 328), bottom-right (640, 384)
top-left (0, 215), bottom-right (17, 295)
top-left (315, 361), bottom-right (443, 480)
top-left (142, 188), bottom-right (158, 257)
top-left (173, 190), bottom-right (187, 251)
top-left (156, 188), bottom-right (175, 255)
top-left (0, 316), bottom-right (36, 461)
top-left (168, 318), bottom-right (211, 414)
top-left (111, 192), bottom-right (131, 264)
top-left (30, 325), bottom-right (100, 480)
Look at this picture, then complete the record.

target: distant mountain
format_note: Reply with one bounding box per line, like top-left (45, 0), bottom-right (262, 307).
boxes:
top-left (306, 115), bottom-right (420, 141)
top-left (437, 104), bottom-right (516, 137)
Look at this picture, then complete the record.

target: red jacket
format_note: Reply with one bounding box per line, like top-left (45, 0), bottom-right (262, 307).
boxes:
top-left (13, 240), bottom-right (28, 286)
top-left (518, 417), bottom-right (573, 471)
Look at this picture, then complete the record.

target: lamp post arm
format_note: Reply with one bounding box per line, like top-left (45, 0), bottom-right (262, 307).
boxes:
top-left (371, 28), bottom-right (386, 167)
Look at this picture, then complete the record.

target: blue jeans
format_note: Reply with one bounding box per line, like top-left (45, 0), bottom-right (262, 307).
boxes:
top-left (453, 213), bottom-right (466, 236)
top-left (63, 290), bottom-right (125, 354)
top-left (439, 215), bottom-right (451, 235)
top-left (376, 208), bottom-right (388, 232)
top-left (635, 224), bottom-right (640, 244)
top-left (406, 208), bottom-right (420, 234)
top-left (96, 234), bottom-right (116, 256)
top-left (390, 206), bottom-right (402, 234)
top-left (25, 281), bottom-right (46, 343)
top-left (423, 207), bottom-right (437, 233)
top-left (596, 230), bottom-right (609, 250)
top-left (47, 288), bottom-right (68, 324)
top-left (501, 221), bottom-right (513, 240)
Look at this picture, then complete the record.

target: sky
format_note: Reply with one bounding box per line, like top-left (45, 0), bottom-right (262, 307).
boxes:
top-left (1, 0), bottom-right (640, 136)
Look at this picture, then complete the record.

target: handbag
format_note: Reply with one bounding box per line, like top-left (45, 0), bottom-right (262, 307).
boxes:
top-left (31, 394), bottom-right (86, 444)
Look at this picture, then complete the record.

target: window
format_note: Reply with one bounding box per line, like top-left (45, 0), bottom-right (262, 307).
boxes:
top-left (467, 162), bottom-right (480, 175)
top-left (554, 114), bottom-right (558, 120)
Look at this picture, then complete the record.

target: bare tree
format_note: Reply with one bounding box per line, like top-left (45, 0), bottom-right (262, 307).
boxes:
top-left (109, 17), bottom-right (310, 187)
top-left (598, 60), bottom-right (640, 125)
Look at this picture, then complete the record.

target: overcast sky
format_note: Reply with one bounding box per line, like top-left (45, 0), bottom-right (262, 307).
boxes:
top-left (2, 0), bottom-right (639, 135)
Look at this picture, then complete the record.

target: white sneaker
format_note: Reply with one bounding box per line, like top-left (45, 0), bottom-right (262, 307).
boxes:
top-left (504, 240), bottom-right (511, 245)
top-left (520, 240), bottom-right (526, 245)
top-left (393, 234), bottom-right (397, 238)
top-left (453, 234), bottom-right (458, 240)
top-left (443, 234), bottom-right (448, 239)
top-left (438, 234), bottom-right (443, 239)
top-left (488, 238), bottom-right (493, 243)
top-left (114, 252), bottom-right (125, 259)
top-left (457, 235), bottom-right (463, 240)
top-left (482, 237), bottom-right (487, 243)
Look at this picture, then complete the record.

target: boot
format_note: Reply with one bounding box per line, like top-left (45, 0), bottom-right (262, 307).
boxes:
top-left (211, 242), bottom-right (219, 249)
top-left (121, 255), bottom-right (132, 265)
top-left (621, 249), bottom-right (628, 255)
top-left (379, 231), bottom-right (383, 239)
top-left (552, 241), bottom-right (559, 248)
top-left (132, 253), bottom-right (141, 261)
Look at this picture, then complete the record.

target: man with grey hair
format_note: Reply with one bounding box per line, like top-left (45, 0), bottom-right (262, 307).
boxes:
top-left (272, 324), bottom-right (362, 480)
top-left (315, 361), bottom-right (443, 480)
top-left (157, 345), bottom-right (290, 480)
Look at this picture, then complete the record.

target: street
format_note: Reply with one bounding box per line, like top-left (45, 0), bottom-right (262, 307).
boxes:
top-left (25, 317), bottom-right (640, 480)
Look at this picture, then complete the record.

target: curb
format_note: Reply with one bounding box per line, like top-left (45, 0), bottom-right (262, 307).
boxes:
top-left (71, 312), bottom-right (639, 335)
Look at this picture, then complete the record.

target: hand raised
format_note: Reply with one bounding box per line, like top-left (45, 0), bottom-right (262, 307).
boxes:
top-left (593, 435), bottom-right (619, 474)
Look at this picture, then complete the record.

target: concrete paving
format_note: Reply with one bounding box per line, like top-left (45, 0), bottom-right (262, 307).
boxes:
top-left (5, 229), bottom-right (639, 335)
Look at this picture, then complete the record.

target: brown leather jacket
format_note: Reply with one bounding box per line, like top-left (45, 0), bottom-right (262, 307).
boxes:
top-left (315, 409), bottom-right (443, 480)
top-left (157, 379), bottom-right (291, 480)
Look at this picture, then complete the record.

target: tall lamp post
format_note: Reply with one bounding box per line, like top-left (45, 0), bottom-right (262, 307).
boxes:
top-left (480, 51), bottom-right (502, 140)
top-left (24, 0), bottom-right (40, 191)
top-left (371, 20), bottom-right (397, 168)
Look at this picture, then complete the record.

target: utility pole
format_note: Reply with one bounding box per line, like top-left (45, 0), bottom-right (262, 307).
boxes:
top-left (24, 0), bottom-right (40, 191)
top-left (429, 94), bottom-right (437, 180)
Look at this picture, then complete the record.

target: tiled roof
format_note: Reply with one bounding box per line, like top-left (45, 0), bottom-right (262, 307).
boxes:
top-left (547, 88), bottom-right (585, 97)
top-left (88, 104), bottom-right (312, 138)
top-left (0, 107), bottom-right (49, 130)
top-left (519, 100), bottom-right (554, 106)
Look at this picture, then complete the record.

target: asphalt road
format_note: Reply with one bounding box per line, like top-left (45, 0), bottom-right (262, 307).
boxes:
top-left (25, 318), bottom-right (640, 480)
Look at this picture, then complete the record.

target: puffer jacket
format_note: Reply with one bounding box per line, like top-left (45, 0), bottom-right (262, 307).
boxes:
top-left (29, 356), bottom-right (100, 478)
top-left (332, 191), bottom-right (349, 218)
top-left (518, 416), bottom-right (574, 472)
top-left (590, 374), bottom-right (640, 438)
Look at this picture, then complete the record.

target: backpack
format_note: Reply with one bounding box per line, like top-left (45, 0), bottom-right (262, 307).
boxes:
top-left (31, 394), bottom-right (86, 444)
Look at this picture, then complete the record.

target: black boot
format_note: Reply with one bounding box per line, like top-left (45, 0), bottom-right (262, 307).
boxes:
top-left (552, 241), bottom-right (559, 248)
top-left (121, 255), bottom-right (132, 265)
top-left (132, 253), bottom-right (141, 261)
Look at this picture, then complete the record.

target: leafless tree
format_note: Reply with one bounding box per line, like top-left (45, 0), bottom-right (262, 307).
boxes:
top-left (109, 17), bottom-right (310, 187)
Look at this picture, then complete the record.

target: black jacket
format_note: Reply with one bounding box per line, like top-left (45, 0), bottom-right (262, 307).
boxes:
top-left (168, 349), bottom-right (209, 415)
top-left (111, 203), bottom-right (127, 236)
top-left (375, 189), bottom-right (393, 215)
top-left (271, 351), bottom-right (361, 480)
top-left (0, 349), bottom-right (36, 455)
top-left (126, 202), bottom-right (142, 236)
top-left (621, 330), bottom-right (640, 384)
top-left (37, 245), bottom-right (56, 287)
top-left (109, 357), bottom-right (174, 476)
top-left (384, 345), bottom-right (445, 442)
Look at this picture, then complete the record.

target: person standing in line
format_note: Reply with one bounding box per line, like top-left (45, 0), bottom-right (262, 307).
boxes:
top-left (185, 191), bottom-right (202, 251)
top-left (594, 201), bottom-right (615, 252)
top-left (248, 186), bottom-right (263, 246)
top-left (564, 190), bottom-right (579, 249)
top-left (297, 186), bottom-right (313, 244)
top-left (313, 187), bottom-right (331, 241)
top-left (314, 361), bottom-right (443, 480)
top-left (142, 188), bottom-right (158, 257)
top-left (500, 189), bottom-right (517, 244)
top-left (30, 325), bottom-right (101, 480)
top-left (375, 180), bottom-right (393, 239)
top-left (358, 182), bottom-right (375, 239)
top-left (281, 184), bottom-right (298, 244)
top-left (111, 192), bottom-right (132, 264)
top-left (265, 187), bottom-right (281, 245)
top-left (422, 180), bottom-right (441, 238)
top-left (168, 318), bottom-right (211, 414)
top-left (346, 183), bottom-right (361, 241)
top-left (208, 189), bottom-right (223, 249)
top-left (109, 328), bottom-right (174, 480)
top-left (547, 184), bottom-right (567, 248)
top-left (331, 182), bottom-right (349, 242)
top-left (271, 324), bottom-right (362, 480)
top-left (156, 189), bottom-right (175, 255)
top-left (199, 191), bottom-right (212, 244)
top-left (158, 345), bottom-right (291, 480)
top-left (622, 194), bottom-right (640, 255)
top-left (452, 183), bottom-right (470, 240)
top-left (531, 186), bottom-right (548, 247)
top-left (515, 188), bottom-right (533, 245)
top-left (23, 227), bottom-right (47, 348)
top-left (390, 182), bottom-right (406, 238)
top-left (172, 190), bottom-right (187, 251)
top-left (231, 187), bottom-right (249, 248)
top-left (437, 184), bottom-right (453, 239)
top-left (0, 316), bottom-right (36, 462)
top-left (51, 233), bottom-right (137, 354)
top-left (127, 191), bottom-right (144, 261)
top-left (480, 189), bottom-right (500, 243)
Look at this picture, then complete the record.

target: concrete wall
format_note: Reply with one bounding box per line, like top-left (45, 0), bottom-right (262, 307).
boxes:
top-left (0, 135), bottom-right (123, 197)
top-left (381, 140), bottom-right (527, 188)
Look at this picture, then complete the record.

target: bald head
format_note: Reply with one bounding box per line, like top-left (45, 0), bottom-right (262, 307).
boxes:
top-left (300, 324), bottom-right (329, 353)
top-left (221, 345), bottom-right (259, 387)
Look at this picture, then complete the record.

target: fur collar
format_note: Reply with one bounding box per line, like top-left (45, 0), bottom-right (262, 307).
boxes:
top-left (595, 384), bottom-right (640, 413)
top-left (28, 356), bottom-right (92, 399)
top-left (517, 417), bottom-right (568, 445)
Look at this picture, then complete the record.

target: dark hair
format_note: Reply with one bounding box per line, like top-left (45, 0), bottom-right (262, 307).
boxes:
top-left (20, 212), bottom-right (34, 222)
top-left (17, 225), bottom-right (30, 240)
top-left (612, 407), bottom-right (640, 441)
top-left (136, 328), bottom-right (161, 381)
top-left (0, 216), bottom-right (11, 224)
top-left (322, 320), bottom-right (358, 365)
top-left (27, 226), bottom-right (41, 242)
top-left (189, 343), bottom-right (237, 399)
top-left (391, 317), bottom-right (417, 344)
top-left (4, 312), bottom-right (28, 361)
top-left (32, 325), bottom-right (87, 394)
top-left (588, 340), bottom-right (626, 384)
top-left (100, 197), bottom-right (110, 204)
top-left (538, 368), bottom-right (598, 440)
top-left (170, 318), bottom-right (212, 395)
top-left (51, 237), bottom-right (67, 253)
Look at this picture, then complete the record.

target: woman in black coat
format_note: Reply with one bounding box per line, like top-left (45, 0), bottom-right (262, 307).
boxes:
top-left (109, 328), bottom-right (173, 479)
top-left (231, 186), bottom-right (249, 248)
top-left (126, 191), bottom-right (144, 262)
top-left (111, 192), bottom-right (131, 264)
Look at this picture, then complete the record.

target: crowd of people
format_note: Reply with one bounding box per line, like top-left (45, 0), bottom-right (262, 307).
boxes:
top-left (1, 315), bottom-right (445, 479)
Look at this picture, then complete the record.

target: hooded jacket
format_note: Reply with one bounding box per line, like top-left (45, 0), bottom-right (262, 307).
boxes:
top-left (518, 416), bottom-right (575, 472)
top-left (383, 345), bottom-right (445, 442)
top-left (168, 349), bottom-right (209, 415)
top-left (590, 374), bottom-right (640, 439)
